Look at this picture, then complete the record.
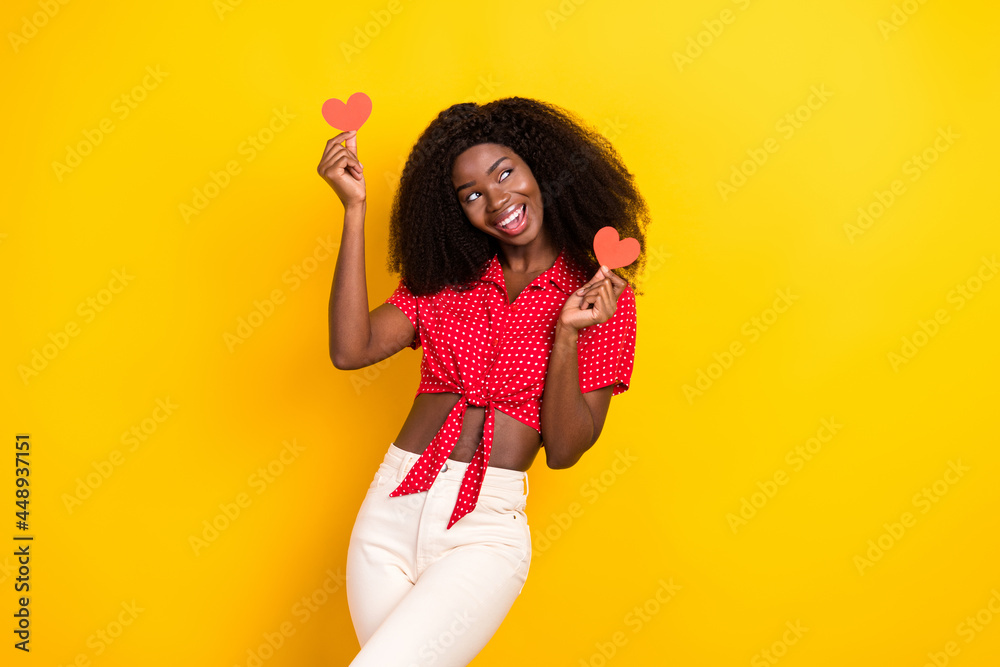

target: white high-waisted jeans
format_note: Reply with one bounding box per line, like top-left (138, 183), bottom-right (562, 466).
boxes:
top-left (346, 442), bottom-right (531, 666)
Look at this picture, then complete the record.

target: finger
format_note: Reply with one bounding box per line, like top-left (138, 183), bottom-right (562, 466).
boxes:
top-left (601, 270), bottom-right (626, 301)
top-left (344, 163), bottom-right (364, 181)
top-left (579, 290), bottom-right (603, 311)
top-left (318, 142), bottom-right (350, 169)
top-left (320, 150), bottom-right (363, 176)
top-left (575, 266), bottom-right (608, 295)
top-left (322, 131), bottom-right (355, 156)
top-left (577, 276), bottom-right (612, 297)
top-left (344, 134), bottom-right (362, 174)
top-left (593, 283), bottom-right (611, 309)
top-left (346, 131), bottom-right (358, 160)
top-left (585, 299), bottom-right (606, 324)
top-left (601, 275), bottom-right (615, 296)
top-left (589, 294), bottom-right (613, 324)
top-left (593, 265), bottom-right (623, 290)
top-left (605, 269), bottom-right (626, 287)
top-left (326, 130), bottom-right (356, 144)
top-left (602, 284), bottom-right (618, 317)
top-left (597, 280), bottom-right (613, 308)
top-left (580, 268), bottom-right (606, 290)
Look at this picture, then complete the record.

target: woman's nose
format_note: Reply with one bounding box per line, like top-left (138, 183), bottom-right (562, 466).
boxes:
top-left (486, 188), bottom-right (510, 212)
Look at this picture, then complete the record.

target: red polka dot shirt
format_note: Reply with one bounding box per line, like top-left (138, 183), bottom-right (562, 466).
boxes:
top-left (383, 248), bottom-right (637, 529)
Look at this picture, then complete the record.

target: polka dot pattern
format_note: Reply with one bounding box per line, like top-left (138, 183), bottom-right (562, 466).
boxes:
top-left (384, 248), bottom-right (637, 529)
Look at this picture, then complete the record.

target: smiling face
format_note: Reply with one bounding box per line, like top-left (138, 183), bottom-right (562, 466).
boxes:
top-left (451, 142), bottom-right (550, 252)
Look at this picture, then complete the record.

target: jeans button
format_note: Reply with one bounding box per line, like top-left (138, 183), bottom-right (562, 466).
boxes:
top-left (441, 462), bottom-right (448, 472)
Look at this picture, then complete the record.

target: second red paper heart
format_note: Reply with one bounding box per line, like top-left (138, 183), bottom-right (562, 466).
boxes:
top-left (593, 226), bottom-right (640, 270)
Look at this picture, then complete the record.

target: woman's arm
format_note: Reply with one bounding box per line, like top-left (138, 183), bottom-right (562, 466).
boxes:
top-left (327, 203), bottom-right (415, 369)
top-left (540, 265), bottom-right (630, 468)
top-left (327, 201), bottom-right (368, 368)
top-left (319, 131), bottom-right (414, 370)
top-left (540, 323), bottom-right (615, 468)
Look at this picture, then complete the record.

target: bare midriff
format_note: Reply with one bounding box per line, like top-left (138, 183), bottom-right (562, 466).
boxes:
top-left (391, 392), bottom-right (542, 472)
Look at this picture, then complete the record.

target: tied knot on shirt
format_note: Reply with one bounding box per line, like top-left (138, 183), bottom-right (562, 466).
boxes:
top-left (464, 390), bottom-right (489, 408)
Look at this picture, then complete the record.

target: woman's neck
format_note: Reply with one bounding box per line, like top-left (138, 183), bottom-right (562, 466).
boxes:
top-left (498, 231), bottom-right (559, 274)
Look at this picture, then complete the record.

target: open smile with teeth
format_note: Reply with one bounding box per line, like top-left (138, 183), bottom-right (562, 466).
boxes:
top-left (495, 203), bottom-right (526, 231)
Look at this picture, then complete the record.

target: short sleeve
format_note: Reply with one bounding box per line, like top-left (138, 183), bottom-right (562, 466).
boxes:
top-left (384, 279), bottom-right (421, 350)
top-left (576, 284), bottom-right (636, 395)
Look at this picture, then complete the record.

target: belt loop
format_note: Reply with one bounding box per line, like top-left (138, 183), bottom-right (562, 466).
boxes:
top-left (523, 472), bottom-right (528, 497)
top-left (397, 453), bottom-right (416, 483)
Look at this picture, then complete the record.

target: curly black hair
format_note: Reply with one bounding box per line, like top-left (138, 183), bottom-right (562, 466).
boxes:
top-left (387, 97), bottom-right (651, 296)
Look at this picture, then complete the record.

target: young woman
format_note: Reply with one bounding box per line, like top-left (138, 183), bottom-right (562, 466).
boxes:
top-left (319, 97), bottom-right (651, 665)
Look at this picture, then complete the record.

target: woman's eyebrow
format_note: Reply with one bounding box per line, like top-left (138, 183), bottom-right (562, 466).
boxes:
top-left (455, 157), bottom-right (510, 193)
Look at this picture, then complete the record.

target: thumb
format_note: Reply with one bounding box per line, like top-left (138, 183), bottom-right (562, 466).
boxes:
top-left (346, 131), bottom-right (359, 161)
top-left (575, 265), bottom-right (608, 295)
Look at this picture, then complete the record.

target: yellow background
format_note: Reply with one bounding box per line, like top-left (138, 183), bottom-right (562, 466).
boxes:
top-left (3, 0), bottom-right (999, 665)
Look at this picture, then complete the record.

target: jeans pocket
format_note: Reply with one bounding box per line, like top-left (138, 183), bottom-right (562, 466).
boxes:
top-left (475, 488), bottom-right (518, 514)
top-left (475, 490), bottom-right (531, 560)
top-left (367, 464), bottom-right (394, 493)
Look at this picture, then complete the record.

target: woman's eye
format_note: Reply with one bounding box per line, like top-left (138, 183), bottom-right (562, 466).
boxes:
top-left (465, 168), bottom-right (512, 202)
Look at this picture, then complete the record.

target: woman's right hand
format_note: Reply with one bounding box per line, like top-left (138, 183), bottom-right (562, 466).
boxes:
top-left (317, 130), bottom-right (366, 208)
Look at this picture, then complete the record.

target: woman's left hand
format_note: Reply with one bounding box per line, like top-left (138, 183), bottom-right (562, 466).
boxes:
top-left (558, 265), bottom-right (627, 331)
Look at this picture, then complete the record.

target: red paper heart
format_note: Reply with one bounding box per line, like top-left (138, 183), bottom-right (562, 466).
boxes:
top-left (593, 226), bottom-right (640, 270)
top-left (321, 92), bottom-right (372, 131)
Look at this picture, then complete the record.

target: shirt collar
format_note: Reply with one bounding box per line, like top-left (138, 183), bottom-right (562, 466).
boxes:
top-left (479, 248), bottom-right (588, 296)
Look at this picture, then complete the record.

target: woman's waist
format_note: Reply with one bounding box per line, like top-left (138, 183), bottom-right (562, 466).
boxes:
top-left (414, 382), bottom-right (542, 409)
top-left (391, 431), bottom-right (540, 471)
top-left (398, 393), bottom-right (541, 469)
top-left (382, 442), bottom-right (529, 495)
top-left (412, 390), bottom-right (540, 429)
